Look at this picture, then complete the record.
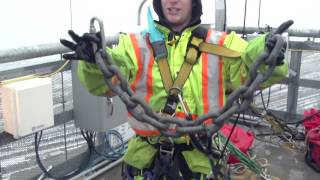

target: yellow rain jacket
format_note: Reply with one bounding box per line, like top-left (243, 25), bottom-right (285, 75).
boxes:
top-left (77, 24), bottom-right (288, 174)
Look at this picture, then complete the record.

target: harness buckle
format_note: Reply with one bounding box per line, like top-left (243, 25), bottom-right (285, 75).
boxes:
top-left (159, 142), bottom-right (174, 157)
top-left (162, 93), bottom-right (180, 115)
top-left (159, 138), bottom-right (175, 157)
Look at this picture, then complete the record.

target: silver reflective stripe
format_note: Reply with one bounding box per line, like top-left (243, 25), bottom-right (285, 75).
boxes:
top-left (134, 33), bottom-right (150, 98)
top-left (206, 30), bottom-right (224, 113)
top-left (128, 33), bottom-right (158, 134)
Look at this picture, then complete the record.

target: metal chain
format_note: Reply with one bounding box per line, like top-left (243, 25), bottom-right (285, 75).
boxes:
top-left (90, 17), bottom-right (293, 139)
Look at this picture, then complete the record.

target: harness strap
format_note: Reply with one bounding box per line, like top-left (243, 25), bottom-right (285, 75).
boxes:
top-left (157, 57), bottom-right (173, 94)
top-left (152, 153), bottom-right (183, 180)
top-left (153, 27), bottom-right (208, 115)
top-left (161, 27), bottom-right (206, 97)
top-left (199, 42), bottom-right (241, 58)
top-left (169, 36), bottom-right (203, 96)
top-left (122, 138), bottom-right (202, 180)
top-left (151, 140), bottom-right (201, 180)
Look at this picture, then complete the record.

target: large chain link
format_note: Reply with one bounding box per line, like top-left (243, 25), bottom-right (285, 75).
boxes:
top-left (90, 17), bottom-right (293, 139)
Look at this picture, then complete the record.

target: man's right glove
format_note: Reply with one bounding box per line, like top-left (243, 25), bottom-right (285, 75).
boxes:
top-left (60, 30), bottom-right (101, 63)
top-left (265, 34), bottom-right (287, 65)
top-left (265, 20), bottom-right (294, 66)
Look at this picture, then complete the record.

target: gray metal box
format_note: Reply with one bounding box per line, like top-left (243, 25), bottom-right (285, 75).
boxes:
top-left (71, 62), bottom-right (127, 132)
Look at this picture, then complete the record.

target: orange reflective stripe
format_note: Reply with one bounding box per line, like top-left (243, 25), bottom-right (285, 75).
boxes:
top-left (175, 112), bottom-right (197, 120)
top-left (133, 128), bottom-right (178, 136)
top-left (133, 112), bottom-right (198, 136)
top-left (145, 42), bottom-right (155, 103)
top-left (202, 29), bottom-right (213, 114)
top-left (219, 33), bottom-right (227, 46)
top-left (133, 128), bottom-right (160, 136)
top-left (218, 32), bottom-right (227, 109)
top-left (129, 34), bottom-right (143, 92)
top-left (202, 53), bottom-right (209, 113)
top-left (203, 119), bottom-right (213, 125)
top-left (218, 58), bottom-right (224, 109)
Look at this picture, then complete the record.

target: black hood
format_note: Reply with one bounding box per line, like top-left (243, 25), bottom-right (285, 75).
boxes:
top-left (153, 0), bottom-right (203, 31)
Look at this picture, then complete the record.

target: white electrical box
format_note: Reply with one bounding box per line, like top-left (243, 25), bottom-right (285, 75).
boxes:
top-left (0, 77), bottom-right (54, 138)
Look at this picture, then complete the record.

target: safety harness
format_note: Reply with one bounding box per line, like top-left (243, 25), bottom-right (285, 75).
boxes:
top-left (126, 26), bottom-right (240, 180)
top-left (155, 26), bottom-right (241, 116)
top-left (122, 26), bottom-right (239, 180)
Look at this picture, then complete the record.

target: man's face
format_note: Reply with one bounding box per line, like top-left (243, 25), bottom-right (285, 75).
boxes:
top-left (161, 0), bottom-right (192, 30)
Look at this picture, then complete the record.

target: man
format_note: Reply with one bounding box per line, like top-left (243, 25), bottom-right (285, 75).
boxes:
top-left (61, 0), bottom-right (289, 179)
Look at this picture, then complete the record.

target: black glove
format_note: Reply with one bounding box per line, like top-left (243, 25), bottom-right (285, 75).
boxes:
top-left (60, 30), bottom-right (101, 63)
top-left (265, 20), bottom-right (294, 66)
top-left (265, 34), bottom-right (287, 65)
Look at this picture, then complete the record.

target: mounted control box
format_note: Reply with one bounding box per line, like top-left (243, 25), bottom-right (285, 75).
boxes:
top-left (71, 62), bottom-right (128, 132)
top-left (0, 77), bottom-right (54, 138)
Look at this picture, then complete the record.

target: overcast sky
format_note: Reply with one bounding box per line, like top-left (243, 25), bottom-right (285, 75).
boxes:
top-left (0, 0), bottom-right (319, 50)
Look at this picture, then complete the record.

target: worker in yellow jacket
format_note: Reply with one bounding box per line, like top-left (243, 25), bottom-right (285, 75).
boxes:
top-left (61, 0), bottom-right (289, 179)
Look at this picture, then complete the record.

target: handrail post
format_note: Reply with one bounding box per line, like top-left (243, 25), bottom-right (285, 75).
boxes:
top-left (286, 50), bottom-right (302, 122)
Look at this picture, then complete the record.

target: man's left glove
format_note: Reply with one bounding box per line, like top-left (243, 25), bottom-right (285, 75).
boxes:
top-left (264, 20), bottom-right (294, 66)
top-left (60, 30), bottom-right (101, 63)
top-left (265, 34), bottom-right (287, 66)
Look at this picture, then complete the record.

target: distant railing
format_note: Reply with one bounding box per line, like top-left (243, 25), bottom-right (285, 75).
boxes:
top-left (228, 26), bottom-right (320, 38)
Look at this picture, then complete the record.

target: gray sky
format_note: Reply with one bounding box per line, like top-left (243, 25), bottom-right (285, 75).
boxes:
top-left (0, 0), bottom-right (319, 50)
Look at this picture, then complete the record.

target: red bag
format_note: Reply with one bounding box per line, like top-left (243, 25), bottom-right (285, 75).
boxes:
top-left (220, 124), bottom-right (254, 164)
top-left (305, 126), bottom-right (320, 172)
top-left (303, 108), bottom-right (320, 172)
top-left (303, 108), bottom-right (320, 134)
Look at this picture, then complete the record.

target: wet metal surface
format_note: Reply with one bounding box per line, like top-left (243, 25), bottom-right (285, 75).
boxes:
top-left (93, 138), bottom-right (320, 180)
top-left (244, 139), bottom-right (320, 180)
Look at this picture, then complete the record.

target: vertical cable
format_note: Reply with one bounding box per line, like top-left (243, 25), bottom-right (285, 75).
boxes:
top-left (223, 0), bottom-right (227, 31)
top-left (69, 0), bottom-right (73, 29)
top-left (68, 0), bottom-right (80, 150)
top-left (60, 54), bottom-right (68, 161)
top-left (242, 0), bottom-right (248, 39)
top-left (63, 0), bottom-right (73, 161)
top-left (258, 0), bottom-right (262, 32)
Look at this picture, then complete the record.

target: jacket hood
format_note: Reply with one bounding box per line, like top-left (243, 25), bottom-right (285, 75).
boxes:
top-left (153, 0), bottom-right (202, 32)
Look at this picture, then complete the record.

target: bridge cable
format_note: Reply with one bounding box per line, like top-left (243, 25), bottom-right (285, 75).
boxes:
top-left (241, 0), bottom-right (248, 39)
top-left (258, 0), bottom-right (262, 32)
